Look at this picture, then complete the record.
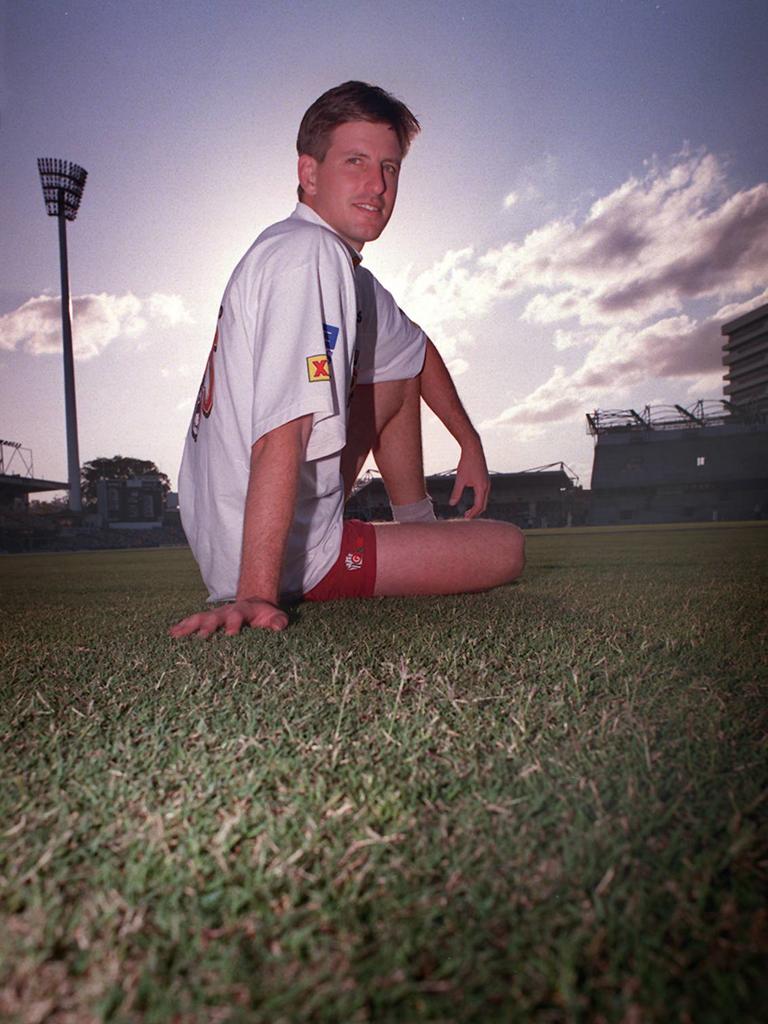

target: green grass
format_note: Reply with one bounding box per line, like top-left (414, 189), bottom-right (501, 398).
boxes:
top-left (1, 523), bottom-right (767, 1022)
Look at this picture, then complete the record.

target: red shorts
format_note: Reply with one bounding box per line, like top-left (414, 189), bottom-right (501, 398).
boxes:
top-left (303, 519), bottom-right (377, 601)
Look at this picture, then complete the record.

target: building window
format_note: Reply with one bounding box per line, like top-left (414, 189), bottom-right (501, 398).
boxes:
top-left (620, 509), bottom-right (633, 520)
top-left (696, 456), bottom-right (706, 467)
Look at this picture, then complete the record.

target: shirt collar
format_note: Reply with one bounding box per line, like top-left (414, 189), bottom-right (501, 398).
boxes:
top-left (290, 202), bottom-right (363, 265)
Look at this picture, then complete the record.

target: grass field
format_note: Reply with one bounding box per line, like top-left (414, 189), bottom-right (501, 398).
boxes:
top-left (2, 523), bottom-right (767, 1023)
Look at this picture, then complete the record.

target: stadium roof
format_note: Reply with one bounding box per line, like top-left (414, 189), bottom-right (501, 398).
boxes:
top-left (0, 474), bottom-right (68, 496)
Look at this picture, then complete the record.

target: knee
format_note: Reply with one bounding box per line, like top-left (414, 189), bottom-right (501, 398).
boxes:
top-left (494, 522), bottom-right (525, 583)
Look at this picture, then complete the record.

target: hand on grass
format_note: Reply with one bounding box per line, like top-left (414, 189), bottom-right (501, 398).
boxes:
top-left (169, 598), bottom-right (288, 638)
top-left (449, 440), bottom-right (490, 518)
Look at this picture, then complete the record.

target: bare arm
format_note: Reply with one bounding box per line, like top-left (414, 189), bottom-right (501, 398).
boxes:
top-left (419, 338), bottom-right (490, 517)
top-left (170, 414), bottom-right (313, 637)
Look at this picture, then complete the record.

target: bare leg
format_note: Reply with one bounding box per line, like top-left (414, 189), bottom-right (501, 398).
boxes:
top-left (373, 520), bottom-right (525, 596)
top-left (370, 377), bottom-right (426, 505)
top-left (342, 378), bottom-right (427, 504)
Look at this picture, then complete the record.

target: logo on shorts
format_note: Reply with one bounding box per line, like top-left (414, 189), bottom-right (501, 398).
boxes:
top-left (307, 354), bottom-right (330, 382)
top-left (344, 538), bottom-right (365, 572)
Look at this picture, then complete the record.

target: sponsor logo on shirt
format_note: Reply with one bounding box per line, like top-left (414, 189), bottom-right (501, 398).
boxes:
top-left (307, 354), bottom-right (330, 382)
top-left (191, 305), bottom-right (223, 442)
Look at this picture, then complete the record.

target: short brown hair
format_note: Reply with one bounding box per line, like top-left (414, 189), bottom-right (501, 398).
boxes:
top-left (297, 81), bottom-right (421, 162)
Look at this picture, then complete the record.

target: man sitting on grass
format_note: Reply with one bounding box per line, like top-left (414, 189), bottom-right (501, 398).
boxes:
top-left (171, 81), bottom-right (524, 637)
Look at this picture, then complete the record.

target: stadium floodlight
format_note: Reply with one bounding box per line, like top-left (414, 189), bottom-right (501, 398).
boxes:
top-left (37, 158), bottom-right (88, 513)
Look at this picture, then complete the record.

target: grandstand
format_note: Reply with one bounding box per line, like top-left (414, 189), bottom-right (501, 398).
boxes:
top-left (346, 463), bottom-right (587, 527)
top-left (0, 439), bottom-right (187, 553)
top-left (586, 402), bottom-right (768, 524)
top-left (586, 299), bottom-right (768, 525)
top-left (0, 439), bottom-right (67, 512)
top-left (0, 439), bottom-right (69, 552)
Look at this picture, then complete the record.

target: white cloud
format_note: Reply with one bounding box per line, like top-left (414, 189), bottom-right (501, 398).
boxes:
top-left (161, 362), bottom-right (196, 380)
top-left (402, 148), bottom-right (767, 338)
top-left (400, 147), bottom-right (766, 431)
top-left (482, 365), bottom-right (588, 429)
top-left (503, 191), bottom-right (519, 209)
top-left (147, 292), bottom-right (194, 326)
top-left (397, 248), bottom-right (498, 332)
top-left (0, 291), bottom-right (193, 360)
top-left (446, 357), bottom-right (469, 377)
top-left (715, 286), bottom-right (768, 325)
top-left (481, 149), bottom-right (768, 328)
top-left (484, 313), bottom-right (727, 429)
top-left (552, 327), bottom-right (591, 351)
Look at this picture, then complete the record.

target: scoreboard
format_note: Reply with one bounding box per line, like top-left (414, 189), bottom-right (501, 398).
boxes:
top-left (96, 478), bottom-right (164, 527)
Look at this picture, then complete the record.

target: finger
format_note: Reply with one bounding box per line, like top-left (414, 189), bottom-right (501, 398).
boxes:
top-left (464, 482), bottom-right (490, 519)
top-left (464, 493), bottom-right (483, 519)
top-left (196, 611), bottom-right (227, 639)
top-left (267, 611), bottom-right (289, 631)
top-left (169, 614), bottom-right (203, 638)
top-left (224, 610), bottom-right (246, 636)
top-left (448, 475), bottom-right (464, 506)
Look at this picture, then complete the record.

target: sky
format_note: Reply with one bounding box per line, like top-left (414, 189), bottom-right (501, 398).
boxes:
top-left (1, 0), bottom-right (767, 494)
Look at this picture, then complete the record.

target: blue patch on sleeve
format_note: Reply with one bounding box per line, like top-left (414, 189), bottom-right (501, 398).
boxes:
top-left (322, 323), bottom-right (340, 357)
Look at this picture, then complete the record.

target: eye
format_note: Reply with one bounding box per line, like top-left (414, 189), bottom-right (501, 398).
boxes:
top-left (384, 163), bottom-right (400, 176)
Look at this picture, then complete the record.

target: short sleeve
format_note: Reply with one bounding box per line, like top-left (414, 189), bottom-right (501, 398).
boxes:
top-left (355, 268), bottom-right (427, 385)
top-left (242, 238), bottom-right (357, 461)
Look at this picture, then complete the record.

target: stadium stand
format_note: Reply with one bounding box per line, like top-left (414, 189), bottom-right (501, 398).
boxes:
top-left (345, 465), bottom-right (589, 527)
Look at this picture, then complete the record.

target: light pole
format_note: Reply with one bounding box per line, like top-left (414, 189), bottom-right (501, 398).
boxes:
top-left (37, 158), bottom-right (88, 514)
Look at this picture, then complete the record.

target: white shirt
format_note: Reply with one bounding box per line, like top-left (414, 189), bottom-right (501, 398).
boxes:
top-left (179, 203), bottom-right (426, 602)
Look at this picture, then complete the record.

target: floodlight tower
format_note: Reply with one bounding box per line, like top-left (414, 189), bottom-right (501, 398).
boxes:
top-left (37, 158), bottom-right (88, 513)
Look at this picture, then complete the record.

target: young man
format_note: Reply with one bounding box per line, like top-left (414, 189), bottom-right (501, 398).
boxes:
top-left (171, 82), bottom-right (524, 638)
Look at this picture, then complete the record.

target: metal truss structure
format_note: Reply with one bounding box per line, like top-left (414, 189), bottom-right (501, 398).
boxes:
top-left (585, 400), bottom-right (748, 436)
top-left (0, 439), bottom-right (34, 478)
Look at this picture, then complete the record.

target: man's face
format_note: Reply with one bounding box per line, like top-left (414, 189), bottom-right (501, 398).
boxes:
top-left (298, 120), bottom-right (402, 251)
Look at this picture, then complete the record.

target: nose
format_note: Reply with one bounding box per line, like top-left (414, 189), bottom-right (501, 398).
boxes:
top-left (365, 163), bottom-right (387, 196)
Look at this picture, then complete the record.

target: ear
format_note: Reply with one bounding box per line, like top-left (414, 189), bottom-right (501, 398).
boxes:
top-left (298, 154), bottom-right (319, 197)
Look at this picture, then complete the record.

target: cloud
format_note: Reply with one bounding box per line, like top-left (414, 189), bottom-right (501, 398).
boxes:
top-left (503, 191), bottom-right (519, 209)
top-left (397, 146), bottom-right (766, 431)
top-left (398, 248), bottom-right (498, 332)
top-left (446, 357), bottom-right (469, 377)
top-left (0, 291), bottom-right (193, 360)
top-left (715, 286), bottom-right (768, 325)
top-left (401, 148), bottom-right (767, 335)
top-left (147, 292), bottom-right (194, 327)
top-left (552, 327), bottom-right (592, 352)
top-left (483, 313), bottom-right (728, 429)
top-left (483, 150), bottom-right (768, 327)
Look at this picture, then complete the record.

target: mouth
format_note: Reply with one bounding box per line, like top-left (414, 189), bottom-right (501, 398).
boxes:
top-left (353, 202), bottom-right (384, 214)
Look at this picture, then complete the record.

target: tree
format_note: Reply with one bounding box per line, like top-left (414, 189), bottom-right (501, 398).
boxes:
top-left (80, 456), bottom-right (171, 509)
top-left (29, 495), bottom-right (70, 515)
